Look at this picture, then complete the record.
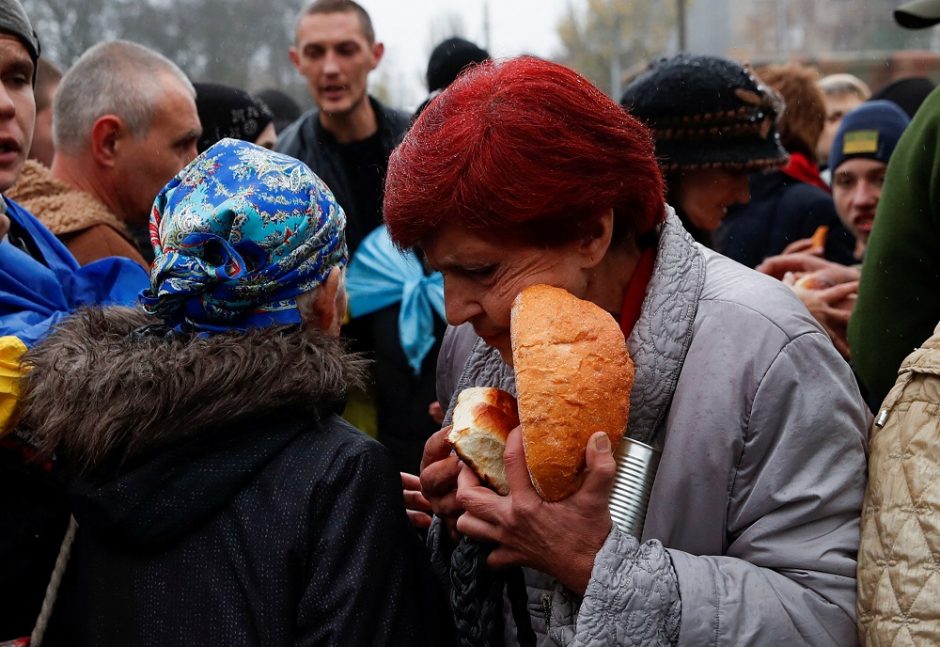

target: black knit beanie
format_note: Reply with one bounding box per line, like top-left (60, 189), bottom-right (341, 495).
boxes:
top-left (426, 37), bottom-right (490, 92)
top-left (621, 53), bottom-right (788, 173)
top-left (255, 88), bottom-right (301, 134)
top-left (194, 82), bottom-right (274, 153)
top-left (870, 77), bottom-right (935, 119)
top-left (0, 0), bottom-right (39, 82)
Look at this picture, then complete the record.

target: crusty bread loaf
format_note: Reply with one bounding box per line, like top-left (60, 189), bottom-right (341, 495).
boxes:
top-left (447, 387), bottom-right (519, 495)
top-left (511, 284), bottom-right (633, 501)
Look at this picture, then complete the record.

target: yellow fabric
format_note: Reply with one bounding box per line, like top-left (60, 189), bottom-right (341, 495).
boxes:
top-left (857, 322), bottom-right (940, 646)
top-left (0, 336), bottom-right (28, 437)
top-left (342, 381), bottom-right (377, 438)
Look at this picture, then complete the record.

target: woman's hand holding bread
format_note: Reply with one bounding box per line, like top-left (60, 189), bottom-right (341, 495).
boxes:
top-left (455, 426), bottom-right (617, 595)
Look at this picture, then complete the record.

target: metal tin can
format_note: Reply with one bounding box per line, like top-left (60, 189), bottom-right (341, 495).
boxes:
top-left (608, 437), bottom-right (661, 538)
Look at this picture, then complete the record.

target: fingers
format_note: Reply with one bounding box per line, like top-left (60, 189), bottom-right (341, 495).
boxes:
top-left (401, 471), bottom-right (421, 491)
top-left (456, 509), bottom-right (501, 544)
top-left (428, 401), bottom-right (445, 425)
top-left (756, 253), bottom-right (831, 279)
top-left (816, 281), bottom-right (858, 306)
top-left (781, 238), bottom-right (816, 255)
top-left (457, 463), bottom-right (506, 523)
top-left (403, 487), bottom-right (432, 515)
top-left (421, 426), bottom-right (454, 471)
top-left (502, 426), bottom-right (537, 498)
top-left (579, 432), bottom-right (618, 501)
top-left (406, 509), bottom-right (433, 530)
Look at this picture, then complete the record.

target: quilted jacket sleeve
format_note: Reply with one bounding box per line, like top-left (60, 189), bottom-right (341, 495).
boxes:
top-left (667, 331), bottom-right (867, 646)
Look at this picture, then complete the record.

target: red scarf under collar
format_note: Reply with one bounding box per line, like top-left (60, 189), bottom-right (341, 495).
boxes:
top-left (780, 152), bottom-right (829, 192)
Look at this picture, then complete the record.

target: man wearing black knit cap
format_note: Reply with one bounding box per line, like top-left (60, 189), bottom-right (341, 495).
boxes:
top-left (413, 37), bottom-right (490, 119)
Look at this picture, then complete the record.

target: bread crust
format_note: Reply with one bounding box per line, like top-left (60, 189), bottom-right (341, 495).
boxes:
top-left (511, 284), bottom-right (634, 501)
top-left (448, 387), bottom-right (519, 494)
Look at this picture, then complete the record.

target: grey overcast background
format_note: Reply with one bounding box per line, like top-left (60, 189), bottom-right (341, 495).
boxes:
top-left (358, 0), bottom-right (568, 108)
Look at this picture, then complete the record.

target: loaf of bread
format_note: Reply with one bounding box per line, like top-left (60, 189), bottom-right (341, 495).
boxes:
top-left (511, 284), bottom-right (633, 501)
top-left (447, 386), bottom-right (519, 495)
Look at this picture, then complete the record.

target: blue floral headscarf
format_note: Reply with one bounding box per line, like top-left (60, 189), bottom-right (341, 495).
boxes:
top-left (140, 138), bottom-right (347, 333)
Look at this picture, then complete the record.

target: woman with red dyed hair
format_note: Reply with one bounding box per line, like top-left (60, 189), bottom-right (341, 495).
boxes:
top-left (392, 56), bottom-right (868, 646)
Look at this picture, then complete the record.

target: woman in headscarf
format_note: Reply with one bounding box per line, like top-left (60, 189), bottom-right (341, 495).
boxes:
top-left (16, 139), bottom-right (452, 645)
top-left (393, 57), bottom-right (869, 646)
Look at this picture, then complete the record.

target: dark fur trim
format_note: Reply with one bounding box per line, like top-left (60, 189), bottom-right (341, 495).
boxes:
top-left (19, 307), bottom-right (368, 473)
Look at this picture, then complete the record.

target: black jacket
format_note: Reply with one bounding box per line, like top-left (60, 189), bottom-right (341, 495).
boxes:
top-left (714, 170), bottom-right (857, 267)
top-left (276, 96), bottom-right (409, 256)
top-left (19, 309), bottom-right (454, 646)
top-left (277, 98), bottom-right (440, 473)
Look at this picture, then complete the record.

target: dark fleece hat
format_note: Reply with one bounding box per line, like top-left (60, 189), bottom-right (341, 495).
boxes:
top-left (255, 88), bottom-right (301, 134)
top-left (0, 0), bottom-right (39, 67)
top-left (828, 100), bottom-right (910, 173)
top-left (870, 77), bottom-right (936, 119)
top-left (895, 0), bottom-right (940, 28)
top-left (194, 82), bottom-right (274, 153)
top-left (426, 37), bottom-right (490, 92)
top-left (621, 53), bottom-right (788, 173)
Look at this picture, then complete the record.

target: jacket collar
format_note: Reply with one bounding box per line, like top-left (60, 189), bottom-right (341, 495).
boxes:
top-left (20, 307), bottom-right (367, 474)
top-left (5, 160), bottom-right (135, 240)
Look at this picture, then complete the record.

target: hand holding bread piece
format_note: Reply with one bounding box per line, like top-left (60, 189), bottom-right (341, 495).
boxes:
top-left (448, 387), bottom-right (520, 495)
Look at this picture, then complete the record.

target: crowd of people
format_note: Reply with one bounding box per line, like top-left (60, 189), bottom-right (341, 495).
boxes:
top-left (1, 0), bottom-right (940, 644)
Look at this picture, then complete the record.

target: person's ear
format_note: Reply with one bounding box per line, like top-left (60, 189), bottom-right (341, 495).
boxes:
top-left (578, 208), bottom-right (615, 269)
top-left (288, 46), bottom-right (301, 72)
top-left (308, 267), bottom-right (344, 335)
top-left (370, 41), bottom-right (385, 69)
top-left (89, 115), bottom-right (124, 170)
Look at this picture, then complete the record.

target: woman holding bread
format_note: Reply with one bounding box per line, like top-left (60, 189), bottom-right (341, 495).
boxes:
top-left (389, 56), bottom-right (870, 646)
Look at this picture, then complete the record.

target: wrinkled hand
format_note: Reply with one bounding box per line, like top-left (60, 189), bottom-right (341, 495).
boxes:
top-left (756, 253), bottom-right (859, 285)
top-left (781, 236), bottom-right (824, 257)
top-left (455, 427), bottom-right (617, 596)
top-left (419, 426), bottom-right (463, 540)
top-left (402, 472), bottom-right (433, 530)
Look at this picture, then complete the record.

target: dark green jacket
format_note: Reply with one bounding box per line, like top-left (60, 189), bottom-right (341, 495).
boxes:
top-left (849, 87), bottom-right (940, 409)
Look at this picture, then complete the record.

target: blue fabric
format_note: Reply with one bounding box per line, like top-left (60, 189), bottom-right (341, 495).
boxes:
top-left (140, 139), bottom-right (348, 333)
top-left (0, 198), bottom-right (148, 346)
top-left (346, 225), bottom-right (444, 374)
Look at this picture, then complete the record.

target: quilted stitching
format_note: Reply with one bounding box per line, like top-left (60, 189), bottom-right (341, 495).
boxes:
top-left (858, 328), bottom-right (940, 646)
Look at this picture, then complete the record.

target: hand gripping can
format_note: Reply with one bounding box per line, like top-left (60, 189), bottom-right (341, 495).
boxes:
top-left (608, 437), bottom-right (661, 537)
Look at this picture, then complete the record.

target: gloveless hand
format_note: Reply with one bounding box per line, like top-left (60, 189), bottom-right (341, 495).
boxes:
top-left (455, 427), bottom-right (617, 596)
top-left (418, 426), bottom-right (463, 540)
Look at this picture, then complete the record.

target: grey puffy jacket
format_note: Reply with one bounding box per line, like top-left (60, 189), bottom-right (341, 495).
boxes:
top-left (433, 208), bottom-right (870, 646)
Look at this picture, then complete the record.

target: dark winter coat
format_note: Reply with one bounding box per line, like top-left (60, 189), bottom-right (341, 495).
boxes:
top-left (714, 170), bottom-right (857, 267)
top-left (18, 308), bottom-right (454, 646)
top-left (277, 98), bottom-right (440, 473)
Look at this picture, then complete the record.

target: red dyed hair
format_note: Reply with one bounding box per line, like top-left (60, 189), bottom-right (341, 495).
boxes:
top-left (384, 56), bottom-right (665, 249)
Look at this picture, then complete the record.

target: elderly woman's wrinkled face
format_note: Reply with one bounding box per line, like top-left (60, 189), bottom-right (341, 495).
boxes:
top-left (423, 221), bottom-right (591, 364)
top-left (677, 168), bottom-right (750, 232)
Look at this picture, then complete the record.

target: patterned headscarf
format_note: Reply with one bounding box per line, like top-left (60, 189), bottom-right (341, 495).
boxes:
top-left (140, 138), bottom-right (347, 333)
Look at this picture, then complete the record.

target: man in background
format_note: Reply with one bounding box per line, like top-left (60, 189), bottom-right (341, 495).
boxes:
top-left (278, 0), bottom-right (407, 256)
top-left (816, 73), bottom-right (870, 174)
top-left (280, 0), bottom-right (442, 473)
top-left (7, 40), bottom-right (201, 267)
top-left (26, 56), bottom-right (60, 167)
